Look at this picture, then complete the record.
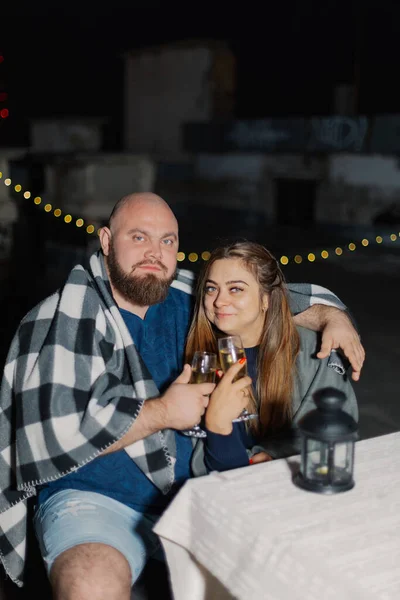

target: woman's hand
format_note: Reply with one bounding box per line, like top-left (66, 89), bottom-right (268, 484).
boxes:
top-left (205, 359), bottom-right (252, 435)
top-left (249, 452), bottom-right (273, 464)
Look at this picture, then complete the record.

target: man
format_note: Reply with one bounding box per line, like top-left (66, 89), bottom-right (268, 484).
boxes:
top-left (0, 193), bottom-right (364, 599)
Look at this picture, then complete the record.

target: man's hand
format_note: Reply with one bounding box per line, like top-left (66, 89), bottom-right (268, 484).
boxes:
top-left (160, 364), bottom-right (215, 430)
top-left (102, 365), bottom-right (215, 454)
top-left (316, 312), bottom-right (365, 382)
top-left (294, 305), bottom-right (365, 381)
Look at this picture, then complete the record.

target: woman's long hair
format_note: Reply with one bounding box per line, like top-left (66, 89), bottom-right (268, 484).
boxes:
top-left (185, 242), bottom-right (300, 437)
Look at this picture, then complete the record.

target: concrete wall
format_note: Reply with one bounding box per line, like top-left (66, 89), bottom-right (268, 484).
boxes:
top-left (329, 154), bottom-right (400, 187)
top-left (45, 153), bottom-right (155, 222)
top-left (31, 118), bottom-right (104, 153)
top-left (191, 152), bottom-right (400, 225)
top-left (0, 158), bottom-right (17, 224)
top-left (193, 153), bottom-right (325, 220)
top-left (0, 153), bottom-right (20, 264)
top-left (124, 42), bottom-right (233, 160)
top-left (316, 155), bottom-right (400, 225)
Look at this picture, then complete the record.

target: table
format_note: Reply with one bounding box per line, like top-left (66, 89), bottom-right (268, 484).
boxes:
top-left (154, 432), bottom-right (400, 600)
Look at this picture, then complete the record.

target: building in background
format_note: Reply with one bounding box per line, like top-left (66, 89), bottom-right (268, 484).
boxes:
top-left (123, 39), bottom-right (235, 161)
top-left (180, 113), bottom-right (400, 228)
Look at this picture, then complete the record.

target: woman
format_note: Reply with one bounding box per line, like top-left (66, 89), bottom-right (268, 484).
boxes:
top-left (185, 241), bottom-right (358, 471)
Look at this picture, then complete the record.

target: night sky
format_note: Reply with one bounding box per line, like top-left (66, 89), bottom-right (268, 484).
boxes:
top-left (1, 0), bottom-right (400, 146)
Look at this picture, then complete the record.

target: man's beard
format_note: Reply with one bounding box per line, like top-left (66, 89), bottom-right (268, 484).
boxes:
top-left (107, 244), bottom-right (176, 307)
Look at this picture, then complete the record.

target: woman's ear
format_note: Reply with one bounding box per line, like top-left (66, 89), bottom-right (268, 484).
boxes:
top-left (261, 294), bottom-right (269, 313)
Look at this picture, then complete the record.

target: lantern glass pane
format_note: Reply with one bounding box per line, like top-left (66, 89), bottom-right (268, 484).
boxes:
top-left (304, 439), bottom-right (354, 485)
top-left (332, 441), bottom-right (354, 483)
top-left (334, 442), bottom-right (352, 470)
top-left (305, 439), bottom-right (328, 481)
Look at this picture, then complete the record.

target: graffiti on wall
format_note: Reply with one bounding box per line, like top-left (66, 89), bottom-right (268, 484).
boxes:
top-left (226, 120), bottom-right (295, 151)
top-left (184, 114), bottom-right (400, 154)
top-left (308, 117), bottom-right (368, 152)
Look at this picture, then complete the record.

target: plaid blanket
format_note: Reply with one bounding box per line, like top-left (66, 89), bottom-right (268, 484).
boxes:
top-left (0, 251), bottom-right (346, 586)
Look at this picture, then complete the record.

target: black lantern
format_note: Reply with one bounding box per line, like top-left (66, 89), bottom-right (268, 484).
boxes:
top-left (294, 387), bottom-right (358, 494)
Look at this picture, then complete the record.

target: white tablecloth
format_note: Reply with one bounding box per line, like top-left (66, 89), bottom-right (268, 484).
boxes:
top-left (154, 432), bottom-right (400, 600)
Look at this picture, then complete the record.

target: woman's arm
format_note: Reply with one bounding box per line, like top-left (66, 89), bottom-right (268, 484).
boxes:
top-left (203, 361), bottom-right (253, 472)
top-left (204, 424), bottom-right (251, 472)
top-left (250, 328), bottom-right (358, 461)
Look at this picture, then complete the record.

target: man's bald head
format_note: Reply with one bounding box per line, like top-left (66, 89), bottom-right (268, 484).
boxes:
top-left (108, 192), bottom-right (177, 233)
top-left (99, 191), bottom-right (179, 310)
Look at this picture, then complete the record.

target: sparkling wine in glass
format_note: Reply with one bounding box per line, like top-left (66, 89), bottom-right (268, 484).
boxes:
top-left (218, 335), bottom-right (247, 381)
top-left (217, 335), bottom-right (257, 424)
top-left (190, 351), bottom-right (217, 384)
top-left (182, 352), bottom-right (217, 438)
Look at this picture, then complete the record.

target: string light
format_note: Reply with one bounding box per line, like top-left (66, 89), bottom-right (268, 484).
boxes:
top-left (0, 175), bottom-right (399, 263)
top-left (1, 177), bottom-right (97, 232)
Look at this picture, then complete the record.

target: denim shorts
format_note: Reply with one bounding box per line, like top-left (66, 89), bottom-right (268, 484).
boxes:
top-left (33, 489), bottom-right (164, 585)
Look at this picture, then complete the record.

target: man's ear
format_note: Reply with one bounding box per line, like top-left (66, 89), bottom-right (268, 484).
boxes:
top-left (99, 227), bottom-right (112, 256)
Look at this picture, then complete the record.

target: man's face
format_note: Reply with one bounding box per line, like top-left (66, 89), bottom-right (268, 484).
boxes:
top-left (102, 201), bottom-right (179, 307)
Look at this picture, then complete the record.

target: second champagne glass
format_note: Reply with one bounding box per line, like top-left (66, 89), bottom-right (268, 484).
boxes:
top-left (182, 351), bottom-right (217, 438)
top-left (217, 335), bottom-right (257, 423)
top-left (218, 336), bottom-right (247, 381)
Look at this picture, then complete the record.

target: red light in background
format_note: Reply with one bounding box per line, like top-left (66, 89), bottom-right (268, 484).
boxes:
top-left (0, 56), bottom-right (4, 63)
top-left (0, 92), bottom-right (7, 102)
top-left (0, 108), bottom-right (9, 118)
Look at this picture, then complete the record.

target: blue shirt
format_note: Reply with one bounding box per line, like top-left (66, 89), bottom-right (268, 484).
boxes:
top-left (38, 287), bottom-right (194, 514)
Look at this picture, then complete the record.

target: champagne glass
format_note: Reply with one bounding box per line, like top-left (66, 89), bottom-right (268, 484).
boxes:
top-left (190, 351), bottom-right (217, 384)
top-left (217, 335), bottom-right (258, 423)
top-left (182, 352), bottom-right (217, 438)
top-left (218, 336), bottom-right (247, 382)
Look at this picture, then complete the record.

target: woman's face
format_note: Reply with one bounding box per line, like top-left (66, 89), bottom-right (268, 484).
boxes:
top-left (203, 258), bottom-right (268, 347)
